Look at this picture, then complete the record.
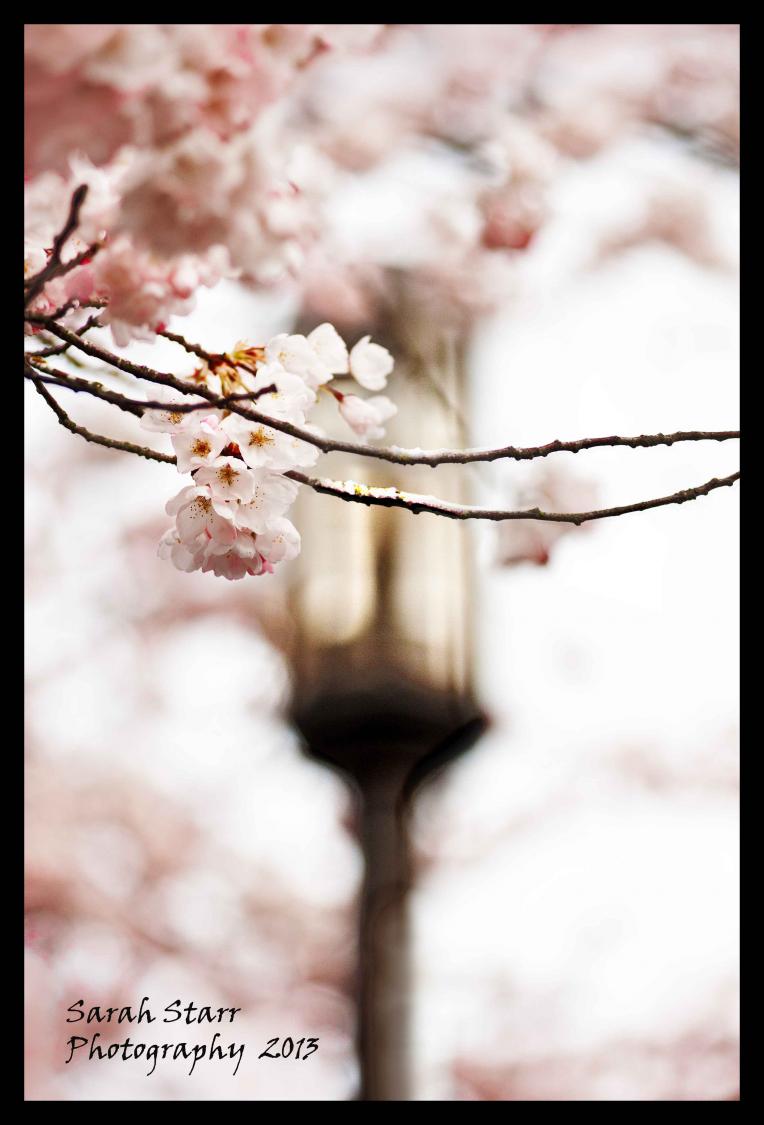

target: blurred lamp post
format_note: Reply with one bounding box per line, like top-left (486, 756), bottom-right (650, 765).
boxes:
top-left (287, 300), bottom-right (486, 1100)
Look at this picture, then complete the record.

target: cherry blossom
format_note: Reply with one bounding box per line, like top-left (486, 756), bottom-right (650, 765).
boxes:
top-left (349, 335), bottom-right (394, 391)
top-left (193, 457), bottom-right (257, 504)
top-left (94, 236), bottom-right (231, 346)
top-left (308, 322), bottom-right (350, 376)
top-left (265, 332), bottom-right (332, 388)
top-left (228, 471), bottom-right (301, 535)
top-left (159, 469), bottom-right (302, 581)
top-left (140, 389), bottom-right (206, 435)
top-left (170, 419), bottom-right (229, 472)
top-left (255, 517), bottom-right (302, 564)
top-left (245, 365), bottom-right (318, 420)
top-left (24, 24), bottom-right (383, 177)
top-left (202, 531), bottom-right (264, 580)
top-left (221, 412), bottom-right (319, 472)
top-left (338, 393), bottom-right (398, 441)
top-left (139, 319), bottom-right (399, 579)
top-left (159, 463), bottom-right (301, 581)
top-left (165, 485), bottom-right (237, 546)
top-left (157, 527), bottom-right (208, 573)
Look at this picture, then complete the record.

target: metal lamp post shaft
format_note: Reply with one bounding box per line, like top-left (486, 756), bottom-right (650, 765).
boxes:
top-left (287, 307), bottom-right (483, 1100)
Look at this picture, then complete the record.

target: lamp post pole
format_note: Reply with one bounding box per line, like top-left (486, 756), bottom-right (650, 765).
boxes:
top-left (287, 307), bottom-right (485, 1100)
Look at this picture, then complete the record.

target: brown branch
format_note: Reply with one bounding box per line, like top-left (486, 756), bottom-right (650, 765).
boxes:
top-left (25, 185), bottom-right (87, 294)
top-left (24, 359), bottom-right (277, 415)
top-left (24, 312), bottom-right (105, 358)
top-left (158, 329), bottom-right (224, 366)
top-left (25, 361), bottom-right (144, 417)
top-left (414, 429), bottom-right (741, 466)
top-left (285, 469), bottom-right (740, 525)
top-left (30, 377), bottom-right (176, 465)
top-left (28, 364), bottom-right (740, 526)
top-left (44, 297), bottom-right (108, 321)
top-left (24, 186), bottom-right (101, 307)
top-left (27, 318), bottom-right (741, 470)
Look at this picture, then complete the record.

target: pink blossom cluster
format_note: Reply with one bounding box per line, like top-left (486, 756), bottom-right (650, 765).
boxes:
top-left (24, 131), bottom-right (340, 342)
top-left (24, 25), bottom-right (383, 343)
top-left (24, 24), bottom-right (383, 178)
top-left (532, 24), bottom-right (740, 161)
top-left (147, 324), bottom-right (396, 579)
top-left (293, 23), bottom-right (738, 328)
top-left (24, 155), bottom-right (232, 344)
top-left (115, 123), bottom-right (336, 283)
top-left (24, 137), bottom-right (334, 342)
top-left (25, 24), bottom-right (738, 346)
top-left (495, 468), bottom-right (597, 568)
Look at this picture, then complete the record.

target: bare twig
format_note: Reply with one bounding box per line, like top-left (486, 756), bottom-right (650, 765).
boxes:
top-left (158, 329), bottom-right (225, 366)
top-left (44, 297), bottom-right (108, 321)
top-left (24, 312), bottom-right (105, 358)
top-left (30, 377), bottom-right (176, 465)
top-left (24, 359), bottom-right (277, 415)
top-left (24, 186), bottom-right (101, 307)
top-left (285, 469), bottom-right (740, 525)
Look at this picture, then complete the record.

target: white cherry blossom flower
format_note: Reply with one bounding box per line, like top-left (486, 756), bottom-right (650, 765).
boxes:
top-left (157, 527), bottom-right (207, 573)
top-left (201, 554), bottom-right (257, 580)
top-left (201, 531), bottom-right (264, 580)
top-left (204, 526), bottom-right (258, 560)
top-left (307, 322), bottom-right (349, 376)
top-left (231, 471), bottom-right (301, 534)
top-left (24, 243), bottom-right (47, 278)
top-left (250, 363), bottom-right (317, 420)
top-left (338, 393), bottom-right (397, 441)
top-left (165, 484), bottom-right (203, 518)
top-left (256, 517), bottom-right (301, 564)
top-left (349, 335), bottom-right (394, 391)
top-left (141, 404), bottom-right (195, 434)
top-left (165, 485), bottom-right (237, 547)
top-left (170, 418), bottom-right (228, 472)
top-left (141, 388), bottom-right (217, 435)
top-left (193, 457), bottom-right (257, 503)
top-left (265, 332), bottom-right (331, 387)
top-left (222, 411), bottom-right (319, 471)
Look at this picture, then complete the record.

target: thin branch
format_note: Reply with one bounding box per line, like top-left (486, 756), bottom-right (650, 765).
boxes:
top-left (30, 377), bottom-right (176, 465)
top-left (27, 318), bottom-right (741, 469)
top-left (24, 312), bottom-right (105, 358)
top-left (24, 360), bottom-right (277, 415)
top-left (24, 186), bottom-right (101, 306)
top-left (285, 469), bottom-right (740, 525)
top-left (25, 185), bottom-right (87, 293)
top-left (25, 339), bottom-right (72, 360)
top-left (405, 429), bottom-right (741, 466)
top-left (28, 365), bottom-right (740, 526)
top-left (44, 297), bottom-right (108, 321)
top-left (158, 329), bottom-right (224, 366)
top-left (24, 361), bottom-right (144, 417)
